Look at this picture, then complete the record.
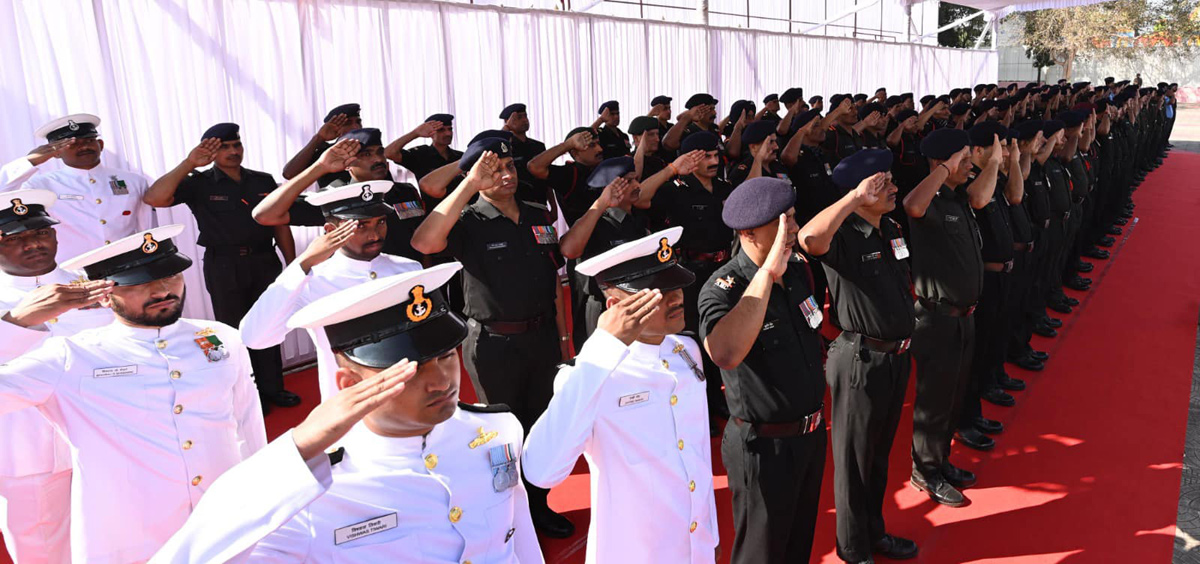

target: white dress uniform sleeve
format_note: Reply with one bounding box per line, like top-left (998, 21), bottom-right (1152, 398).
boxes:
top-left (148, 430), bottom-right (333, 564)
top-left (229, 342), bottom-right (268, 457)
top-left (0, 157), bottom-right (37, 191)
top-left (512, 429), bottom-right (545, 564)
top-left (239, 261), bottom-right (314, 350)
top-left (0, 318), bottom-right (51, 362)
top-left (0, 338), bottom-right (65, 416)
top-left (521, 329), bottom-right (629, 488)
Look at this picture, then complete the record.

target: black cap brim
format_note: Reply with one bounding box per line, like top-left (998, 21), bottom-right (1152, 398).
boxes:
top-left (107, 253), bottom-right (193, 286)
top-left (343, 311), bottom-right (469, 368)
top-left (0, 216), bottom-right (58, 236)
top-left (327, 202), bottom-right (395, 220)
top-left (612, 263), bottom-right (695, 292)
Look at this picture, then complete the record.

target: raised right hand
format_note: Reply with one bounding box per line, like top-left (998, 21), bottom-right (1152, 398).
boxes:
top-left (316, 114), bottom-right (349, 142)
top-left (568, 130), bottom-right (594, 151)
top-left (317, 139), bottom-right (360, 173)
top-left (597, 289), bottom-right (663, 345)
top-left (2, 280), bottom-right (115, 328)
top-left (298, 220), bottom-right (358, 272)
top-left (761, 214), bottom-right (792, 282)
top-left (292, 359), bottom-right (418, 460)
top-left (186, 138), bottom-right (222, 169)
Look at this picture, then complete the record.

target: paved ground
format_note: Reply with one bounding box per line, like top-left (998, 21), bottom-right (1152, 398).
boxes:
top-left (1174, 104), bottom-right (1200, 563)
top-left (1171, 105), bottom-right (1200, 153)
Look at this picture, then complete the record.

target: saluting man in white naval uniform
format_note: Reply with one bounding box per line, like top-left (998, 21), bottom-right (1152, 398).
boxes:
top-left (0, 225), bottom-right (266, 563)
top-left (240, 177), bottom-right (420, 401)
top-left (0, 189), bottom-right (115, 564)
top-left (154, 263), bottom-right (544, 563)
top-left (523, 227), bottom-right (720, 564)
top-left (0, 114), bottom-right (155, 261)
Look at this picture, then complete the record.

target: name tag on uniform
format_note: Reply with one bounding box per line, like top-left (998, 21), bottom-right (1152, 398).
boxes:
top-left (799, 295), bottom-right (823, 329)
top-left (93, 365), bottom-right (137, 378)
top-left (486, 242), bottom-right (508, 251)
top-left (531, 225), bottom-right (558, 245)
top-left (334, 513), bottom-right (398, 545)
top-left (890, 237), bottom-right (910, 260)
top-left (489, 443), bottom-right (519, 493)
top-left (823, 163), bottom-right (833, 176)
top-left (58, 194), bottom-right (84, 201)
top-left (861, 251), bottom-right (882, 262)
top-left (618, 391), bottom-right (650, 407)
top-left (208, 195), bottom-right (229, 202)
top-left (945, 215), bottom-right (960, 222)
top-left (393, 201), bottom-right (424, 220)
top-left (109, 176), bottom-right (129, 195)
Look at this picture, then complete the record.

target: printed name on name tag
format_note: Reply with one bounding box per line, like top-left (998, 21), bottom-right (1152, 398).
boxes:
top-left (334, 513), bottom-right (399, 545)
top-left (58, 194), bottom-right (85, 200)
top-left (618, 391), bottom-right (650, 407)
top-left (93, 365), bottom-right (138, 378)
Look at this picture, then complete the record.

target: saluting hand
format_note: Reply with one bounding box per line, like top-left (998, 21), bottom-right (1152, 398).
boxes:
top-left (317, 114), bottom-right (349, 142)
top-left (598, 177), bottom-right (629, 209)
top-left (852, 173), bottom-right (887, 207)
top-left (298, 220), bottom-right (358, 273)
top-left (672, 150), bottom-right (705, 176)
top-left (988, 135), bottom-right (1004, 166)
top-left (26, 138), bottom-right (76, 166)
top-left (317, 139), bottom-right (360, 173)
top-left (567, 130), bottom-right (594, 152)
top-left (186, 138), bottom-right (222, 169)
top-left (292, 359), bottom-right (418, 460)
top-left (598, 289), bottom-right (663, 346)
top-left (2, 280), bottom-right (115, 328)
top-left (465, 151), bottom-right (502, 193)
top-left (761, 214), bottom-right (792, 283)
top-left (413, 120), bottom-right (442, 138)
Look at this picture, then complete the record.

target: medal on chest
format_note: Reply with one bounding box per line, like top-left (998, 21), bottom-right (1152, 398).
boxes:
top-left (799, 295), bottom-right (823, 329)
top-left (671, 343), bottom-right (705, 381)
top-left (890, 237), bottom-right (910, 260)
top-left (393, 201), bottom-right (425, 220)
top-left (489, 443), bottom-right (519, 493)
top-left (531, 225), bottom-right (558, 245)
top-left (193, 328), bottom-right (227, 362)
top-left (109, 176), bottom-right (129, 195)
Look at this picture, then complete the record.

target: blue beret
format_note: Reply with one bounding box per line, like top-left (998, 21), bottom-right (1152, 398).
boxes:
top-left (857, 103), bottom-right (884, 120)
top-left (780, 87), bottom-right (804, 104)
top-left (499, 103), bottom-right (526, 120)
top-left (338, 127), bottom-right (382, 147)
top-left (722, 177), bottom-right (796, 230)
top-left (884, 96), bottom-right (904, 108)
top-left (324, 103), bottom-right (360, 122)
top-left (763, 93), bottom-right (779, 104)
top-left (651, 95), bottom-right (672, 106)
top-left (829, 94), bottom-right (850, 110)
top-left (1060, 110), bottom-right (1086, 128)
top-left (469, 129), bottom-right (513, 145)
top-left (920, 129), bottom-right (969, 160)
top-left (741, 120), bottom-right (776, 147)
top-left (894, 109), bottom-right (918, 123)
top-left (598, 100), bottom-right (620, 114)
top-left (458, 137), bottom-right (513, 171)
top-left (202, 122), bottom-right (239, 142)
top-left (789, 109), bottom-right (822, 135)
top-left (680, 131), bottom-right (720, 153)
top-left (950, 102), bottom-right (971, 116)
top-left (426, 114), bottom-right (454, 126)
top-left (627, 116), bottom-right (659, 136)
top-left (586, 157), bottom-right (636, 190)
top-left (832, 148), bottom-right (893, 189)
top-left (727, 100), bottom-right (755, 121)
top-left (685, 93), bottom-right (717, 109)
top-left (1006, 128), bottom-right (1020, 141)
top-left (968, 121), bottom-right (1007, 147)
top-left (1042, 119), bottom-right (1066, 137)
top-left (1014, 120), bottom-right (1043, 140)
top-left (809, 95), bottom-right (824, 104)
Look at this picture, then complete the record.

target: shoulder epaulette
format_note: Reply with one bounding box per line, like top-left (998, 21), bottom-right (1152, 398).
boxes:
top-left (458, 401), bottom-right (512, 414)
top-left (327, 446), bottom-right (345, 466)
top-left (523, 201), bottom-right (549, 212)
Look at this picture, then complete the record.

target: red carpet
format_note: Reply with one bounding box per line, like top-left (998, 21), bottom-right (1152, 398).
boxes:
top-left (1, 153), bottom-right (1196, 563)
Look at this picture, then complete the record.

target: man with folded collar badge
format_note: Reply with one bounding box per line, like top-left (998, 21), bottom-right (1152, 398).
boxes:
top-left (0, 190), bottom-right (115, 564)
top-left (903, 128), bottom-right (995, 509)
top-left (798, 150), bottom-right (919, 563)
top-left (0, 225), bottom-right (266, 563)
top-left (143, 122), bottom-right (299, 411)
top-left (153, 264), bottom-right (545, 564)
top-left (698, 177), bottom-right (826, 564)
top-left (412, 138), bottom-right (574, 538)
top-left (525, 227), bottom-right (719, 564)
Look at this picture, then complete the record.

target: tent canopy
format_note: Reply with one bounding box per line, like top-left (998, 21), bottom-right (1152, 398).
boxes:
top-left (904, 0), bottom-right (1115, 18)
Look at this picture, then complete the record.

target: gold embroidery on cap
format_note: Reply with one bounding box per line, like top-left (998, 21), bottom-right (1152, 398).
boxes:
top-left (11, 199), bottom-right (28, 216)
top-left (405, 285), bottom-right (432, 322)
top-left (141, 233), bottom-right (159, 254)
top-left (657, 238), bottom-right (673, 263)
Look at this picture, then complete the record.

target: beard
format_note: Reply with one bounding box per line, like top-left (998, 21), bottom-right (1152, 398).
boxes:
top-left (112, 287), bottom-right (187, 327)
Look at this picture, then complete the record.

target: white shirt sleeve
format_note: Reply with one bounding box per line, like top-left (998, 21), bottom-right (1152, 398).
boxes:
top-left (148, 430), bottom-right (332, 564)
top-left (229, 342), bottom-right (268, 458)
top-left (521, 329), bottom-right (629, 488)
top-left (513, 426), bottom-right (546, 564)
top-left (0, 337), bottom-right (65, 416)
top-left (0, 157), bottom-right (38, 192)
top-left (0, 317), bottom-right (51, 362)
top-left (239, 261), bottom-right (313, 350)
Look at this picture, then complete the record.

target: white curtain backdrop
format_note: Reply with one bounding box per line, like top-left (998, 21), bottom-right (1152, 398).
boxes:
top-left (0, 0), bottom-right (996, 367)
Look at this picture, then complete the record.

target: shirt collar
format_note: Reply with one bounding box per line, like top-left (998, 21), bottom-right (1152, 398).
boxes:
top-left (605, 207), bottom-right (628, 222)
top-left (329, 251), bottom-right (380, 273)
top-left (627, 339), bottom-right (663, 361)
top-left (341, 422), bottom-right (427, 460)
top-left (0, 266), bottom-right (79, 290)
top-left (473, 198), bottom-right (505, 220)
top-left (59, 163), bottom-right (106, 179)
top-left (106, 319), bottom-right (183, 342)
top-left (847, 213), bottom-right (878, 239)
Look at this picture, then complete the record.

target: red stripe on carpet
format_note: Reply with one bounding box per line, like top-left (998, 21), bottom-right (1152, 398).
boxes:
top-left (2, 153), bottom-right (1195, 563)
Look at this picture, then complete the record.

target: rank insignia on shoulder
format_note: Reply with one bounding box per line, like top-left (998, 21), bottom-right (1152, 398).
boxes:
top-left (469, 427), bottom-right (500, 449)
top-left (457, 401), bottom-right (512, 413)
top-left (193, 330), bottom-right (227, 362)
top-left (714, 275), bottom-right (735, 290)
top-left (489, 443), bottom-right (519, 492)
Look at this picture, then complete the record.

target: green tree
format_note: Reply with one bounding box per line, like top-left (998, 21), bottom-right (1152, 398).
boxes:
top-left (938, 2), bottom-right (986, 48)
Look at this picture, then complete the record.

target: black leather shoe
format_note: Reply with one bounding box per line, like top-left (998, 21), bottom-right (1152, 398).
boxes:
top-left (1107, 226), bottom-right (1122, 235)
top-left (1033, 323), bottom-right (1058, 338)
top-left (1075, 260), bottom-right (1093, 273)
top-left (873, 534), bottom-right (919, 560)
top-left (1065, 296), bottom-right (1080, 306)
top-left (910, 472), bottom-right (967, 507)
top-left (1119, 211), bottom-right (1133, 219)
top-left (261, 390), bottom-right (302, 408)
top-left (1083, 247), bottom-right (1110, 260)
top-left (943, 463), bottom-right (978, 488)
top-left (983, 388), bottom-right (1016, 407)
top-left (1010, 354), bottom-right (1044, 371)
top-left (1046, 301), bottom-right (1071, 315)
top-left (1114, 217), bottom-right (1128, 225)
top-left (973, 416), bottom-right (1004, 434)
top-left (997, 373), bottom-right (1028, 389)
top-left (1042, 316), bottom-right (1063, 328)
top-left (1097, 237), bottom-right (1114, 248)
top-left (531, 508), bottom-right (576, 538)
top-left (955, 427), bottom-right (995, 451)
top-left (1030, 349), bottom-right (1050, 361)
top-left (1065, 277), bottom-right (1091, 291)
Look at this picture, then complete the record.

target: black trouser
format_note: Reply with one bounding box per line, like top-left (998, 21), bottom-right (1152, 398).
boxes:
top-left (827, 332), bottom-right (910, 562)
top-left (683, 259), bottom-right (728, 416)
top-left (1043, 215), bottom-right (1069, 302)
top-left (1061, 198), bottom-right (1088, 281)
top-left (203, 250), bottom-right (284, 394)
top-left (960, 270), bottom-right (1010, 425)
top-left (1054, 201), bottom-right (1084, 291)
top-left (722, 418), bottom-right (826, 564)
top-left (1006, 245), bottom-right (1037, 360)
top-left (911, 302), bottom-right (974, 480)
top-left (1020, 225), bottom-right (1052, 344)
top-left (463, 318), bottom-right (560, 513)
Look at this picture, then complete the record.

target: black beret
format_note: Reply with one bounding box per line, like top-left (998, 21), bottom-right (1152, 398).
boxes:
top-left (499, 103), bottom-right (526, 120)
top-left (986, 84), bottom-right (997, 90)
top-left (832, 149), bottom-right (893, 189)
top-left (968, 121), bottom-right (1008, 147)
top-left (1060, 110), bottom-right (1086, 128)
top-left (994, 99), bottom-right (1011, 111)
top-left (884, 95), bottom-right (904, 108)
top-left (458, 137), bottom-right (513, 171)
top-left (741, 120), bottom-right (777, 147)
top-left (338, 127), bottom-right (382, 147)
top-left (949, 88), bottom-right (962, 98)
top-left (920, 128), bottom-right (969, 160)
top-left (853, 93), bottom-right (868, 102)
top-left (920, 95), bottom-right (936, 107)
top-left (680, 131), bottom-right (720, 153)
top-left (901, 92), bottom-right (914, 100)
top-left (426, 113), bottom-right (454, 126)
top-left (1094, 99), bottom-right (1110, 112)
top-left (685, 93), bottom-right (718, 109)
top-left (598, 100), bottom-right (620, 114)
top-left (1170, 83), bottom-right (1178, 88)
top-left (469, 129), bottom-right (513, 145)
top-left (876, 87), bottom-right (887, 94)
top-left (565, 126), bottom-right (598, 142)
top-left (202, 122), bottom-right (239, 142)
top-left (1042, 119), bottom-right (1066, 137)
top-left (721, 177), bottom-right (796, 230)
top-left (586, 157), bottom-right (636, 190)
top-left (1014, 120), bottom-right (1043, 140)
top-left (974, 84), bottom-right (988, 93)
top-left (324, 103), bottom-right (360, 122)
top-left (829, 94), bottom-right (850, 110)
top-left (792, 109), bottom-right (822, 131)
top-left (950, 102), bottom-right (971, 116)
top-left (895, 109), bottom-right (918, 123)
top-left (763, 93), bottom-right (779, 104)
top-left (1072, 81), bottom-right (1090, 92)
top-left (1158, 82), bottom-right (1169, 89)
top-left (780, 87), bottom-right (804, 104)
top-left (728, 100), bottom-right (756, 121)
top-left (809, 95), bottom-right (824, 104)
top-left (978, 100), bottom-right (996, 113)
top-left (937, 95), bottom-right (953, 105)
top-left (651, 95), bottom-right (673, 106)
top-left (857, 103), bottom-right (885, 120)
top-left (1006, 128), bottom-right (1020, 141)
top-left (1104, 77), bottom-right (1115, 83)
top-left (627, 116), bottom-right (660, 136)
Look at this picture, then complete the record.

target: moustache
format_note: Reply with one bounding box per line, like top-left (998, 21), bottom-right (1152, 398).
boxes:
top-left (370, 163), bottom-right (387, 170)
top-left (144, 294), bottom-right (181, 308)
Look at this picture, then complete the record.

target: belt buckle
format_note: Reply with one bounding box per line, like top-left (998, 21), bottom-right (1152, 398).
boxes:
top-left (238, 247), bottom-right (251, 256)
top-left (896, 338), bottom-right (911, 354)
top-left (966, 305), bottom-right (977, 316)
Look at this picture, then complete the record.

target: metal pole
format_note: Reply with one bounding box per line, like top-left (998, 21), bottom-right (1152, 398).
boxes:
top-left (973, 13), bottom-right (992, 49)
top-left (696, 0), bottom-right (708, 25)
top-left (920, 8), bottom-right (986, 38)
top-left (799, 0), bottom-right (881, 35)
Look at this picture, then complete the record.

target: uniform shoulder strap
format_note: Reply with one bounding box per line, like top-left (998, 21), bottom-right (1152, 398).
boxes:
top-left (458, 401), bottom-right (513, 414)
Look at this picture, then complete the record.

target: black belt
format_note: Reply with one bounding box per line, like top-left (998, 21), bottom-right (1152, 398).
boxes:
top-left (203, 243), bottom-right (275, 257)
top-left (480, 313), bottom-right (552, 336)
top-left (984, 260), bottom-right (1014, 273)
top-left (1013, 241), bottom-right (1033, 252)
top-left (860, 334), bottom-right (912, 354)
top-left (732, 405), bottom-right (824, 438)
top-left (917, 297), bottom-right (976, 317)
